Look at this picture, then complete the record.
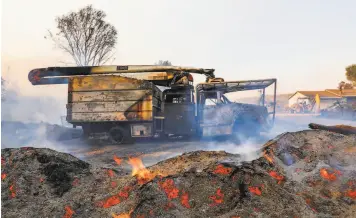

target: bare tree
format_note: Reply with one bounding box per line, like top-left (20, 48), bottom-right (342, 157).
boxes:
top-left (155, 60), bottom-right (172, 66)
top-left (47, 5), bottom-right (118, 66)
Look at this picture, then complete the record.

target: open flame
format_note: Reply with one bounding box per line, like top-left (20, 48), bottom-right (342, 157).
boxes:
top-left (1, 173), bottom-right (7, 180)
top-left (63, 206), bottom-right (75, 218)
top-left (128, 157), bottom-right (159, 184)
top-left (320, 168), bottom-right (339, 181)
top-left (112, 209), bottom-right (133, 218)
top-left (263, 151), bottom-right (274, 164)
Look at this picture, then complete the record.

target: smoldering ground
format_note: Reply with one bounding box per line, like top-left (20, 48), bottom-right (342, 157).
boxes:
top-left (2, 85), bottom-right (356, 169)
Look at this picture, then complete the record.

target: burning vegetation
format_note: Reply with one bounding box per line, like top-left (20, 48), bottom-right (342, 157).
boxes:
top-left (1, 128), bottom-right (356, 217)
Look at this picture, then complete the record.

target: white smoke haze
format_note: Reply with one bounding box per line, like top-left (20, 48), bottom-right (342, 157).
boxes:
top-left (1, 85), bottom-right (81, 152)
top-left (2, 89), bottom-right (66, 125)
top-left (194, 114), bottom-right (356, 163)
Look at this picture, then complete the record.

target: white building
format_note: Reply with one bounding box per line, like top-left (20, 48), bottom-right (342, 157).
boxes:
top-left (288, 90), bottom-right (341, 111)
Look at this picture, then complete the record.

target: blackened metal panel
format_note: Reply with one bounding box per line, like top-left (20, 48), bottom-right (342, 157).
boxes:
top-left (163, 103), bottom-right (196, 135)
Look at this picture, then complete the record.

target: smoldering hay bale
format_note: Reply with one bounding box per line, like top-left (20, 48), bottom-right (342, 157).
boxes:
top-left (1, 130), bottom-right (356, 218)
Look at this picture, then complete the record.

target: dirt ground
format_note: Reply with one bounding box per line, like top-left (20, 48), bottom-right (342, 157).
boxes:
top-left (47, 115), bottom-right (356, 170)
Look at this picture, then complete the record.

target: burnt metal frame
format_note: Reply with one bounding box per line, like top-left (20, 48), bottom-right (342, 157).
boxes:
top-left (28, 65), bottom-right (215, 86)
top-left (196, 78), bottom-right (277, 125)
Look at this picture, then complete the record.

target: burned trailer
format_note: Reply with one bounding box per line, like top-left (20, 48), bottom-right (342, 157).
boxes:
top-left (195, 78), bottom-right (277, 140)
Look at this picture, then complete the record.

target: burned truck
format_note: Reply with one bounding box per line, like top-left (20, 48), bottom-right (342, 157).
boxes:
top-left (28, 65), bottom-right (277, 144)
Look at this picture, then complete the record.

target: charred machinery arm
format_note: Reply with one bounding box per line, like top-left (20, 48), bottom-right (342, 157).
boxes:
top-left (28, 65), bottom-right (215, 86)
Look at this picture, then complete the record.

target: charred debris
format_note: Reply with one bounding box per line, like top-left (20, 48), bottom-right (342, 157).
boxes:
top-left (1, 125), bottom-right (356, 218)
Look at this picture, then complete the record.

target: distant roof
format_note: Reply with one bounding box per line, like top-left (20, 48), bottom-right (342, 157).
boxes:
top-left (289, 89), bottom-right (356, 99)
top-left (289, 91), bottom-right (341, 99)
top-left (325, 89), bottom-right (356, 97)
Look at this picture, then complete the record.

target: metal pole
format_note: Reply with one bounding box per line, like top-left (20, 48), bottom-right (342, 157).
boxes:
top-left (273, 80), bottom-right (277, 124)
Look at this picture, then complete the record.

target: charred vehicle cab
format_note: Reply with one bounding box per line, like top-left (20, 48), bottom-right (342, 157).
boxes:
top-left (28, 65), bottom-right (277, 144)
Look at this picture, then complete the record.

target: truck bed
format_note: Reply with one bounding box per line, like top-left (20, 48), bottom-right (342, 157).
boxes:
top-left (66, 75), bottom-right (161, 123)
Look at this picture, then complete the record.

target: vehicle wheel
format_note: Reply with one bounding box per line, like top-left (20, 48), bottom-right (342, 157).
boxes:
top-left (108, 126), bottom-right (131, 145)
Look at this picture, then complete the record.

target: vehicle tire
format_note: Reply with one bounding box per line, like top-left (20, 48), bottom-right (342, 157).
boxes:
top-left (108, 126), bottom-right (132, 145)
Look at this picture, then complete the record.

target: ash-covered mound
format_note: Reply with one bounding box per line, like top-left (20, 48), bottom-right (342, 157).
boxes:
top-left (2, 130), bottom-right (356, 218)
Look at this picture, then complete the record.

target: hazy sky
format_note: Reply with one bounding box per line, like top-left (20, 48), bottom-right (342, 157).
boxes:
top-left (2, 0), bottom-right (356, 98)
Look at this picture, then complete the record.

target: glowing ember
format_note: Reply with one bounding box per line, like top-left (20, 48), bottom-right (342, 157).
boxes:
top-left (209, 188), bottom-right (224, 206)
top-left (112, 209), bottom-right (133, 218)
top-left (111, 181), bottom-right (117, 188)
top-left (269, 171), bottom-right (284, 184)
top-left (128, 157), bottom-right (157, 184)
top-left (213, 164), bottom-right (232, 175)
top-left (113, 155), bottom-right (122, 165)
top-left (263, 151), bottom-right (274, 164)
top-left (180, 191), bottom-right (191, 208)
top-left (98, 186), bottom-right (133, 208)
top-left (63, 206), bottom-right (75, 218)
top-left (345, 190), bottom-right (356, 199)
top-left (9, 183), bottom-right (16, 198)
top-left (112, 213), bottom-right (130, 218)
top-left (320, 168), bottom-right (337, 181)
top-left (107, 169), bottom-right (115, 177)
top-left (248, 186), bottom-right (262, 196)
top-left (101, 195), bottom-right (121, 208)
top-left (118, 186), bottom-right (132, 199)
top-left (159, 178), bottom-right (179, 200)
top-left (1, 173), bottom-right (7, 180)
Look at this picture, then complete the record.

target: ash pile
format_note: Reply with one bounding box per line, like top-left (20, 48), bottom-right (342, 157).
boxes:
top-left (2, 127), bottom-right (356, 218)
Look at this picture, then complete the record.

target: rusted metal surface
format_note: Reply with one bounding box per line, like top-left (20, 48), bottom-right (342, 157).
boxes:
top-left (67, 75), bottom-right (157, 123)
top-left (131, 123), bottom-right (153, 137)
top-left (197, 78), bottom-right (277, 92)
top-left (70, 90), bottom-right (151, 102)
top-left (28, 65), bottom-right (215, 85)
top-left (67, 100), bottom-right (153, 113)
top-left (68, 111), bottom-right (153, 122)
top-left (69, 76), bottom-right (152, 92)
top-left (163, 103), bottom-right (196, 135)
